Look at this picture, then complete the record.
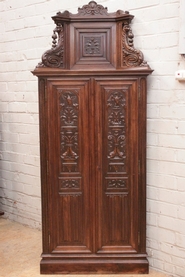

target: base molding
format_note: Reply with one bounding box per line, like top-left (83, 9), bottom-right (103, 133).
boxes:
top-left (40, 258), bottom-right (149, 274)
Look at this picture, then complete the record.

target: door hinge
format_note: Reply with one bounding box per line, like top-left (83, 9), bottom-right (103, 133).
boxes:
top-left (138, 160), bottom-right (141, 175)
top-left (138, 231), bottom-right (140, 245)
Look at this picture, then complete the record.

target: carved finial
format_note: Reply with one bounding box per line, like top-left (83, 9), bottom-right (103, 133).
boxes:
top-left (78, 1), bottom-right (108, 15)
top-left (122, 22), bottom-right (147, 67)
top-left (37, 23), bottom-right (64, 68)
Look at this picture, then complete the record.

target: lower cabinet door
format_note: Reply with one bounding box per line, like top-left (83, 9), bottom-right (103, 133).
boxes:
top-left (47, 78), bottom-right (93, 254)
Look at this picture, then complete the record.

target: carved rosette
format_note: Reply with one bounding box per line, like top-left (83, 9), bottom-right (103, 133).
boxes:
top-left (78, 1), bottom-right (108, 15)
top-left (122, 22), bottom-right (147, 67)
top-left (37, 23), bottom-right (64, 68)
top-left (85, 37), bottom-right (101, 55)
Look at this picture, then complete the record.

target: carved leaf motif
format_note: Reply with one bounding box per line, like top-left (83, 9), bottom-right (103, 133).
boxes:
top-left (78, 1), bottom-right (108, 15)
top-left (122, 22), bottom-right (147, 67)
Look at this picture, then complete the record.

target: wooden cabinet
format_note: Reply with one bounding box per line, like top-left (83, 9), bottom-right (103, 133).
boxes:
top-left (33, 1), bottom-right (152, 274)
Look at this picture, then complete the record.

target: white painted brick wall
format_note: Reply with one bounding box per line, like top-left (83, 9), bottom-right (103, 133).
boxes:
top-left (0, 0), bottom-right (185, 276)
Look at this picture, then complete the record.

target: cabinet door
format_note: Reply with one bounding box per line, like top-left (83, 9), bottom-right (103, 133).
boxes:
top-left (94, 78), bottom-right (140, 254)
top-left (46, 78), bottom-right (93, 254)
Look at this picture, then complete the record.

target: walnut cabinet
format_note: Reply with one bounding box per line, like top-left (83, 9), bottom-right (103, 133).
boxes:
top-left (33, 1), bottom-right (152, 274)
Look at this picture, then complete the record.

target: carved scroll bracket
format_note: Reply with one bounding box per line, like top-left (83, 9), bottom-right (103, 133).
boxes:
top-left (37, 23), bottom-right (64, 68)
top-left (122, 21), bottom-right (147, 67)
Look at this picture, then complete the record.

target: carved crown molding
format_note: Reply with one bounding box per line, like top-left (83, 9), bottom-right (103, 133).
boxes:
top-left (78, 1), bottom-right (108, 15)
top-left (122, 22), bottom-right (147, 67)
top-left (37, 23), bottom-right (64, 68)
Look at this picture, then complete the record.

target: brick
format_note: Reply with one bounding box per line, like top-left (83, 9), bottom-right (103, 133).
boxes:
top-left (153, 258), bottom-right (164, 271)
top-left (26, 103), bottom-right (38, 113)
top-left (147, 199), bottom-right (177, 218)
top-left (175, 266), bottom-right (185, 277)
top-left (146, 238), bottom-right (159, 250)
top-left (147, 212), bottom-right (157, 226)
top-left (0, 83), bottom-right (8, 93)
top-left (147, 173), bottom-right (176, 190)
top-left (160, 105), bottom-right (185, 121)
top-left (147, 89), bottom-right (178, 104)
top-left (147, 159), bottom-right (159, 173)
top-left (3, 112), bottom-right (39, 124)
top-left (147, 104), bottom-right (160, 118)
top-left (158, 215), bottom-right (177, 231)
top-left (147, 146), bottom-right (176, 161)
top-left (147, 185), bottom-right (159, 200)
top-left (176, 177), bottom-right (185, 192)
top-left (23, 155), bottom-right (40, 167)
top-left (8, 123), bottom-right (39, 135)
top-left (176, 149), bottom-right (185, 163)
top-left (147, 133), bottom-right (158, 146)
top-left (158, 134), bottom-right (185, 148)
top-left (176, 233), bottom-right (185, 250)
top-left (19, 133), bottom-right (39, 145)
top-left (164, 263), bottom-right (174, 274)
top-left (8, 102), bottom-right (27, 113)
top-left (177, 121), bottom-right (185, 135)
top-left (147, 225), bottom-right (176, 244)
top-left (157, 188), bottom-right (180, 205)
top-left (147, 119), bottom-right (178, 134)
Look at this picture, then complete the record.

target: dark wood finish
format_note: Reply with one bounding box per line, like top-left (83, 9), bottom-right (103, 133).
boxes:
top-left (32, 1), bottom-right (152, 274)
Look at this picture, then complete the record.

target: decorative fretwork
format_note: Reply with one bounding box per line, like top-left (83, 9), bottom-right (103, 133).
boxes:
top-left (78, 1), bottom-right (108, 16)
top-left (37, 23), bottom-right (64, 68)
top-left (107, 90), bottom-right (126, 173)
top-left (85, 37), bottom-right (101, 55)
top-left (122, 22), bottom-right (147, 67)
top-left (60, 179), bottom-right (80, 189)
top-left (107, 179), bottom-right (126, 189)
top-left (60, 91), bottom-right (79, 173)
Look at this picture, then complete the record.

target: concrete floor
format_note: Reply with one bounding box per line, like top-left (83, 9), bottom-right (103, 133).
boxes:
top-left (0, 218), bottom-right (171, 277)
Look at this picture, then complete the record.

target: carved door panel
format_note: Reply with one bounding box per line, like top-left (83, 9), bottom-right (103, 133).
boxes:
top-left (94, 78), bottom-right (139, 253)
top-left (47, 78), bottom-right (93, 253)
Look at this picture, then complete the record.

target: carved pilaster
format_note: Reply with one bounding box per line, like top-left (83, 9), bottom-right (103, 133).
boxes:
top-left (122, 22), bottom-right (147, 67)
top-left (37, 23), bottom-right (64, 68)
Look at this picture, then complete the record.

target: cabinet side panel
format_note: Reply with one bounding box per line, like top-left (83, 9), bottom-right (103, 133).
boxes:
top-left (38, 78), bottom-right (50, 254)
